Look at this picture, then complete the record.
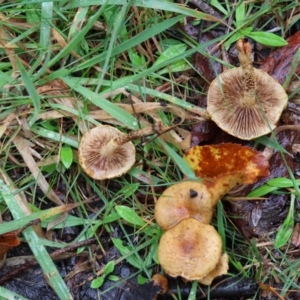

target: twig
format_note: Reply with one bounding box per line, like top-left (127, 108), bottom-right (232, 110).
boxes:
top-left (189, 0), bottom-right (222, 19)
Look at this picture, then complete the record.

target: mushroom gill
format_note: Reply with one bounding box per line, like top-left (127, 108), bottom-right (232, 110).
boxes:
top-left (207, 39), bottom-right (288, 140)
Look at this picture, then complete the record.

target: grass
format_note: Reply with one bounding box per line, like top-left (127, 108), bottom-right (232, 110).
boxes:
top-left (0, 1), bottom-right (300, 299)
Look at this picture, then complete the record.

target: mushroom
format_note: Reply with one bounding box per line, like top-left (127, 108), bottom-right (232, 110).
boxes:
top-left (183, 143), bottom-right (270, 203)
top-left (79, 125), bottom-right (136, 180)
top-left (79, 123), bottom-right (163, 180)
top-left (184, 143), bottom-right (270, 182)
top-left (79, 121), bottom-right (169, 180)
top-left (198, 253), bottom-right (229, 285)
top-left (158, 218), bottom-right (223, 281)
top-left (206, 39), bottom-right (288, 140)
top-left (155, 181), bottom-right (215, 230)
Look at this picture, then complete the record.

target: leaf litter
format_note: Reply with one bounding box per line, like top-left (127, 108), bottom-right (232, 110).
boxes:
top-left (1, 2), bottom-right (300, 300)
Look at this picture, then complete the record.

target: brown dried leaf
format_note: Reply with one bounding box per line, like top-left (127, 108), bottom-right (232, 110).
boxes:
top-left (291, 223), bottom-right (300, 247)
top-left (260, 31), bottom-right (300, 84)
top-left (0, 231), bottom-right (20, 260)
top-left (12, 135), bottom-right (63, 205)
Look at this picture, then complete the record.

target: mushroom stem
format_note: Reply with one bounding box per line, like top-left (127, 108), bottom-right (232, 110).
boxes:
top-left (236, 39), bottom-right (256, 107)
top-left (113, 122), bottom-right (163, 145)
top-left (204, 174), bottom-right (247, 206)
top-left (100, 122), bottom-right (164, 157)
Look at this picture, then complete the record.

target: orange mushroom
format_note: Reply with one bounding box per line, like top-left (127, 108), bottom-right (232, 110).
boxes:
top-left (183, 143), bottom-right (270, 204)
top-left (155, 143), bottom-right (270, 284)
top-left (158, 219), bottom-right (223, 281)
top-left (155, 181), bottom-right (215, 230)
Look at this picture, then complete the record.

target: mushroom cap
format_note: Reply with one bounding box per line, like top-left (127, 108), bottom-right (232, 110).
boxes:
top-left (155, 181), bottom-right (215, 230)
top-left (198, 253), bottom-right (229, 285)
top-left (158, 219), bottom-right (222, 281)
top-left (78, 125), bottom-right (136, 180)
top-left (207, 67), bottom-right (288, 140)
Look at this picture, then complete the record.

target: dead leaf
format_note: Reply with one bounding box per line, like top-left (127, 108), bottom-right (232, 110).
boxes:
top-left (260, 31), bottom-right (300, 84)
top-left (258, 282), bottom-right (285, 300)
top-left (12, 135), bottom-right (63, 205)
top-left (0, 231), bottom-right (20, 260)
top-left (291, 223), bottom-right (300, 247)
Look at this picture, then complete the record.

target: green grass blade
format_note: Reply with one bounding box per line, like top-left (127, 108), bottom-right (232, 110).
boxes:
top-left (17, 59), bottom-right (41, 127)
top-left (217, 201), bottom-right (226, 251)
top-left (62, 77), bottom-right (139, 130)
top-left (274, 194), bottom-right (295, 249)
top-left (126, 83), bottom-right (206, 115)
top-left (97, 2), bottom-right (132, 91)
top-left (283, 46), bottom-right (300, 90)
top-left (0, 179), bottom-right (73, 300)
top-left (40, 2), bottom-right (53, 50)
top-left (187, 280), bottom-right (198, 300)
top-left (47, 6), bottom-right (105, 68)
top-left (157, 139), bottom-right (197, 180)
top-left (0, 286), bottom-right (29, 300)
top-left (247, 184), bottom-right (279, 197)
top-left (73, 15), bottom-right (184, 72)
top-left (31, 125), bottom-right (79, 148)
top-left (0, 204), bottom-right (79, 235)
top-left (67, 0), bottom-right (224, 23)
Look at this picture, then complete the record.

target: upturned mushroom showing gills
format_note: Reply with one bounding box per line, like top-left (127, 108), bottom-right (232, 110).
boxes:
top-left (79, 125), bottom-right (136, 180)
top-left (79, 123), bottom-right (164, 180)
top-left (206, 39), bottom-right (288, 140)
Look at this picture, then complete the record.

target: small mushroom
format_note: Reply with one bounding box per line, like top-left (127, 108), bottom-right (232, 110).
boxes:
top-left (79, 123), bottom-right (166, 180)
top-left (158, 218), bottom-right (222, 281)
top-left (155, 181), bottom-right (215, 230)
top-left (79, 125), bottom-right (136, 180)
top-left (207, 39), bottom-right (288, 140)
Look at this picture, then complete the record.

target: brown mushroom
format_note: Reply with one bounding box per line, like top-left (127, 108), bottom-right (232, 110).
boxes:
top-left (79, 122), bottom-right (167, 180)
top-left (78, 125), bottom-right (136, 180)
top-left (155, 181), bottom-right (215, 231)
top-left (158, 218), bottom-right (222, 281)
top-left (198, 253), bottom-right (229, 285)
top-left (207, 39), bottom-right (288, 140)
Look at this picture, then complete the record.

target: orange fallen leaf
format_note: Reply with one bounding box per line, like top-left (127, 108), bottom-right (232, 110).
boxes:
top-left (0, 219), bottom-right (40, 260)
top-left (0, 231), bottom-right (20, 260)
top-left (184, 143), bottom-right (270, 203)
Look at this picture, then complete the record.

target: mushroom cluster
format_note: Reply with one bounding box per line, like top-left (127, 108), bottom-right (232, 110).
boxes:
top-left (155, 181), bottom-right (228, 285)
top-left (155, 143), bottom-right (270, 285)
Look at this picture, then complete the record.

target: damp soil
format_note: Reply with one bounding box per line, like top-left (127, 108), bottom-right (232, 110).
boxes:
top-left (2, 4), bottom-right (300, 300)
